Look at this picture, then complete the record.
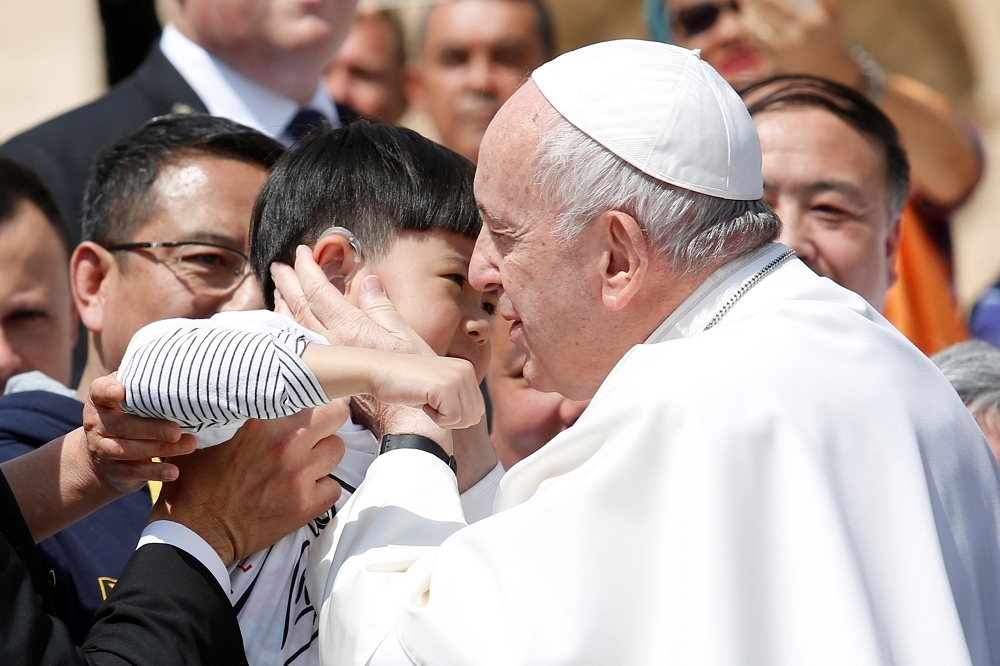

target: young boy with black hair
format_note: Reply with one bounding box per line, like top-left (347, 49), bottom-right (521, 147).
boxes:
top-left (116, 121), bottom-right (503, 666)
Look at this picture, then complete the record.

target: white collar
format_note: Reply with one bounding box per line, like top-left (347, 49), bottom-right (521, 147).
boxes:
top-left (159, 24), bottom-right (339, 145)
top-left (644, 243), bottom-right (790, 345)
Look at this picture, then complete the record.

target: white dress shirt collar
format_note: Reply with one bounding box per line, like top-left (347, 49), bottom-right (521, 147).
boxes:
top-left (159, 24), bottom-right (338, 145)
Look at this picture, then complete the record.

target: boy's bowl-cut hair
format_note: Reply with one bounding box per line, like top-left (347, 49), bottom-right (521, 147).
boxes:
top-left (251, 120), bottom-right (481, 309)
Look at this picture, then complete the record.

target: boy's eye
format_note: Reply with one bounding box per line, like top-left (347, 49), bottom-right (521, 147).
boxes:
top-left (445, 274), bottom-right (466, 287)
top-left (482, 301), bottom-right (497, 316)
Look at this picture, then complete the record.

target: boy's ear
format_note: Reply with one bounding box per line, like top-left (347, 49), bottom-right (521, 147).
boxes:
top-left (314, 234), bottom-right (360, 294)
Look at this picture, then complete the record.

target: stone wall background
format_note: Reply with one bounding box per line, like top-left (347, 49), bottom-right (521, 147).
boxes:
top-left (1, 0), bottom-right (998, 306)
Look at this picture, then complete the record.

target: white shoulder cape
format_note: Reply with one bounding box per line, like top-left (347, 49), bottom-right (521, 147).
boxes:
top-left (309, 244), bottom-right (1000, 666)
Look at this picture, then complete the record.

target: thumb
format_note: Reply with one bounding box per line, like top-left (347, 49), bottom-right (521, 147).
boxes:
top-left (90, 374), bottom-right (126, 408)
top-left (358, 276), bottom-right (410, 335)
top-left (358, 276), bottom-right (434, 354)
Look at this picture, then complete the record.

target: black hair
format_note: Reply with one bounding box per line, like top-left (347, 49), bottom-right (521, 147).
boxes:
top-left (740, 75), bottom-right (910, 220)
top-left (251, 120), bottom-right (480, 309)
top-left (81, 113), bottom-right (285, 247)
top-left (418, 0), bottom-right (556, 61)
top-left (0, 157), bottom-right (72, 256)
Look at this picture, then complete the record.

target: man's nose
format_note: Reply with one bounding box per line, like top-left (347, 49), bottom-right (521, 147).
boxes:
top-left (559, 398), bottom-right (590, 428)
top-left (0, 329), bottom-right (24, 392)
top-left (714, 5), bottom-right (746, 43)
top-left (219, 274), bottom-right (264, 313)
top-left (467, 54), bottom-right (497, 95)
top-left (470, 232), bottom-right (502, 293)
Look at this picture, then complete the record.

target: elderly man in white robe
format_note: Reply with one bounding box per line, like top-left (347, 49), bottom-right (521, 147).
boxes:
top-left (270, 40), bottom-right (1000, 666)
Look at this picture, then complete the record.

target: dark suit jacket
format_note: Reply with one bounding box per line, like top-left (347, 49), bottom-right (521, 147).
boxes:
top-left (0, 45), bottom-right (207, 245)
top-left (0, 469), bottom-right (248, 665)
top-left (0, 391), bottom-right (151, 645)
top-left (0, 43), bottom-right (361, 246)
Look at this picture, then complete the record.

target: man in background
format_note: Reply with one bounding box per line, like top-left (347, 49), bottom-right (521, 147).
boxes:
top-left (0, 114), bottom-right (281, 644)
top-left (1, 0), bottom-right (360, 246)
top-left (933, 340), bottom-right (1000, 463)
top-left (326, 8), bottom-right (408, 123)
top-left (651, 0), bottom-right (980, 354)
top-left (408, 0), bottom-right (554, 163)
top-left (3, 0), bottom-right (362, 383)
top-left (742, 76), bottom-right (907, 315)
top-left (0, 158), bottom-right (77, 396)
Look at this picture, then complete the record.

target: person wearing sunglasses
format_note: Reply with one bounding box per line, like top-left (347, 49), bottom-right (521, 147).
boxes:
top-left (647, 0), bottom-right (981, 355)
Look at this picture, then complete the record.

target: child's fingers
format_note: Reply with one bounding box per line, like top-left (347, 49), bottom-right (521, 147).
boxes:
top-left (424, 362), bottom-right (485, 429)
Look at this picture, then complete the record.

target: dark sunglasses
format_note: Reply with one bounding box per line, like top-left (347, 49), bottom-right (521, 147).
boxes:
top-left (673, 0), bottom-right (739, 37)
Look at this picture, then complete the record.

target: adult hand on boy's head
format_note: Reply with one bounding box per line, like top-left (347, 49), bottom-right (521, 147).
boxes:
top-left (149, 400), bottom-right (348, 565)
top-left (83, 374), bottom-right (198, 494)
top-left (271, 246), bottom-right (431, 355)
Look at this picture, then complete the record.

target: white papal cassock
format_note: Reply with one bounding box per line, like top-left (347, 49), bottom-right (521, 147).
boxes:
top-left (308, 243), bottom-right (1000, 666)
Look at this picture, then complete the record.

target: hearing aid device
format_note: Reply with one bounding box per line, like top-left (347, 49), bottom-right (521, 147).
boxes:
top-left (318, 226), bottom-right (364, 285)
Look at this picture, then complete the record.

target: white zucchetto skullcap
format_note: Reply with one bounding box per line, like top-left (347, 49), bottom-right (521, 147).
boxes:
top-left (531, 39), bottom-right (763, 201)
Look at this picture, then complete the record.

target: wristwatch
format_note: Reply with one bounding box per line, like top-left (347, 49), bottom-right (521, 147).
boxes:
top-left (378, 434), bottom-right (457, 476)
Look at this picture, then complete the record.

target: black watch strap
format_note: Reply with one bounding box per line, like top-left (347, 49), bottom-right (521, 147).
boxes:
top-left (378, 434), bottom-right (457, 476)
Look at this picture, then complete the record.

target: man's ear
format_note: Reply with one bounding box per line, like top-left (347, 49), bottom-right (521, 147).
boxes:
top-left (598, 210), bottom-right (649, 312)
top-left (314, 234), bottom-right (360, 294)
top-left (71, 241), bottom-right (116, 336)
top-left (885, 215), bottom-right (903, 289)
top-left (69, 301), bottom-right (80, 347)
top-left (405, 64), bottom-right (426, 112)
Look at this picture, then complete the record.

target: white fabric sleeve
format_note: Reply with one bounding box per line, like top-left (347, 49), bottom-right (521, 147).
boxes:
top-left (370, 629), bottom-right (415, 666)
top-left (138, 520), bottom-right (231, 596)
top-left (117, 313), bottom-right (329, 433)
top-left (311, 449), bottom-right (467, 666)
top-left (459, 461), bottom-right (504, 523)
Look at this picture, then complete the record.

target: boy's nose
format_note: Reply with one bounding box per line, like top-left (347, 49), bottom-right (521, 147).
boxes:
top-left (464, 311), bottom-right (491, 343)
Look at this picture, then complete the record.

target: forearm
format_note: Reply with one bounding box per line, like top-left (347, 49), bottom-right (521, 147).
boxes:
top-left (119, 323), bottom-right (329, 431)
top-left (1, 428), bottom-right (121, 543)
top-left (880, 75), bottom-right (981, 206)
top-left (301, 345), bottom-right (398, 400)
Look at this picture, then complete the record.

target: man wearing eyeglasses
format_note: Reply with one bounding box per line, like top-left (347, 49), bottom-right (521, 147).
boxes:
top-left (0, 113), bottom-right (284, 645)
top-left (648, 0), bottom-right (980, 355)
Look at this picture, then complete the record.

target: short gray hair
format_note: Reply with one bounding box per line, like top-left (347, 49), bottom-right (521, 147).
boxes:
top-left (932, 341), bottom-right (1000, 419)
top-left (531, 111), bottom-right (781, 274)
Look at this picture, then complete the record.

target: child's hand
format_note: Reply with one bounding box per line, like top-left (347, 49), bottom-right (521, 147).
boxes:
top-left (369, 354), bottom-right (485, 429)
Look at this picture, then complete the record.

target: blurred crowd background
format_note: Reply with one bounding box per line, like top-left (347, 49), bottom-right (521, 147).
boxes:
top-left (2, 0), bottom-right (999, 310)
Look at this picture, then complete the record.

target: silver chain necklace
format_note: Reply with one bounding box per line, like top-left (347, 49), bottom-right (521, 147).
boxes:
top-left (702, 249), bottom-right (795, 332)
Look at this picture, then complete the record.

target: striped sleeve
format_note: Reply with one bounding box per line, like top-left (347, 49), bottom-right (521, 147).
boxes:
top-left (118, 319), bottom-right (330, 431)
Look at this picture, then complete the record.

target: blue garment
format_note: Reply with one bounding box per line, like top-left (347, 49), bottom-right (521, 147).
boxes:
top-left (970, 281), bottom-right (1000, 349)
top-left (0, 390), bottom-right (151, 645)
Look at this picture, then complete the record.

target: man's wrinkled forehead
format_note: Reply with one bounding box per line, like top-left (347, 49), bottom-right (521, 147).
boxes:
top-left (474, 82), bottom-right (551, 214)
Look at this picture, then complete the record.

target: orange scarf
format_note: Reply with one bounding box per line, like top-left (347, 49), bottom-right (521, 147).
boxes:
top-left (883, 202), bottom-right (968, 355)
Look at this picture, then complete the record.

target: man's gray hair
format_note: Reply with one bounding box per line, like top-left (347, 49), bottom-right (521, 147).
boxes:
top-left (932, 340), bottom-right (1000, 419)
top-left (531, 111), bottom-right (781, 274)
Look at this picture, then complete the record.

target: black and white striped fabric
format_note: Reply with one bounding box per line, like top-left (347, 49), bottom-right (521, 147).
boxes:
top-left (117, 311), bottom-right (330, 447)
